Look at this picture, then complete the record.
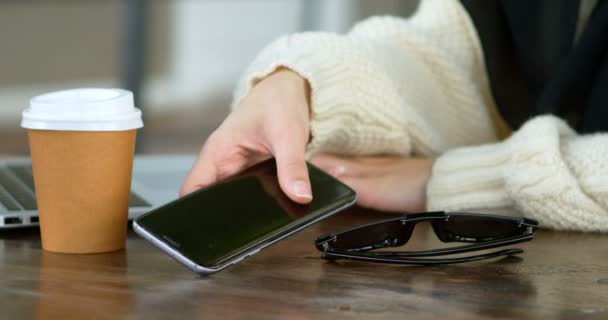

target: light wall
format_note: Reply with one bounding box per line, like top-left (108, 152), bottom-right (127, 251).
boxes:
top-left (0, 0), bottom-right (416, 128)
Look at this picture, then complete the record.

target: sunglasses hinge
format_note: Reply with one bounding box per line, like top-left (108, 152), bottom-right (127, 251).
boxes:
top-left (316, 235), bottom-right (337, 251)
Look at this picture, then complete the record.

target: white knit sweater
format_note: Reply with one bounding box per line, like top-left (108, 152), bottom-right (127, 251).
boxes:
top-left (232, 0), bottom-right (608, 232)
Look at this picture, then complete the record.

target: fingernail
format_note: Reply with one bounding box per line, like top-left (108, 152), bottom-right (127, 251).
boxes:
top-left (293, 180), bottom-right (312, 199)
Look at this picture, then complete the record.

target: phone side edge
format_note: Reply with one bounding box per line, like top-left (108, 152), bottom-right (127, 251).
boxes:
top-left (132, 220), bottom-right (222, 275)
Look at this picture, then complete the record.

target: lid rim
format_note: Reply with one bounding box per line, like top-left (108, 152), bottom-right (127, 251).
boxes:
top-left (22, 108), bottom-right (142, 122)
top-left (22, 88), bottom-right (143, 131)
top-left (21, 119), bottom-right (144, 132)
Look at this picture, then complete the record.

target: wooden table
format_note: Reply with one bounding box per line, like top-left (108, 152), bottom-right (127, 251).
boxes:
top-left (1, 115), bottom-right (608, 319)
top-left (1, 209), bottom-right (607, 320)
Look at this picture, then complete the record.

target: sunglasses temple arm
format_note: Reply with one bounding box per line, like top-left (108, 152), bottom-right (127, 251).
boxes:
top-left (368, 234), bottom-right (534, 258)
top-left (322, 248), bottom-right (524, 265)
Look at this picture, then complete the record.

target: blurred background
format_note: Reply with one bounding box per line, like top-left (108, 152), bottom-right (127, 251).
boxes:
top-left (0, 0), bottom-right (418, 154)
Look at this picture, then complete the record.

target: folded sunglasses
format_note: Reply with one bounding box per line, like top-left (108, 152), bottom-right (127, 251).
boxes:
top-left (315, 211), bottom-right (539, 265)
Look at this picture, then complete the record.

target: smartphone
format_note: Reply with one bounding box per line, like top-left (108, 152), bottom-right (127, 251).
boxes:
top-left (133, 159), bottom-right (356, 275)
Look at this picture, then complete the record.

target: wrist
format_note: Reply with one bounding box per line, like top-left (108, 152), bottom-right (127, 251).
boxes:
top-left (416, 158), bottom-right (436, 212)
top-left (268, 67), bottom-right (311, 112)
top-left (258, 67), bottom-right (312, 139)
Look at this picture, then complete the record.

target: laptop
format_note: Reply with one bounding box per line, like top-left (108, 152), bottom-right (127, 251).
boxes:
top-left (0, 154), bottom-right (196, 229)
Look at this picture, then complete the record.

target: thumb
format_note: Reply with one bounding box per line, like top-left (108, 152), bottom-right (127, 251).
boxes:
top-left (273, 137), bottom-right (312, 204)
top-left (179, 151), bottom-right (217, 197)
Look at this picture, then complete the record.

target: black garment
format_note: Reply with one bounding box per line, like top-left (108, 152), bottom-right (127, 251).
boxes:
top-left (461, 0), bottom-right (608, 133)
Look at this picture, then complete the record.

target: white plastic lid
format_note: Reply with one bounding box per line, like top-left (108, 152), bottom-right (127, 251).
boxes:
top-left (21, 88), bottom-right (143, 131)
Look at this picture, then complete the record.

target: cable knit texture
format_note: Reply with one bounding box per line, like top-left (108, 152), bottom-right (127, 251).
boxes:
top-left (232, 0), bottom-right (608, 231)
top-left (233, 0), bottom-right (497, 157)
top-left (428, 116), bottom-right (608, 232)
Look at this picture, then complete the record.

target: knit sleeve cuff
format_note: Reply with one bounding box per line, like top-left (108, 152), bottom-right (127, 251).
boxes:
top-left (426, 116), bottom-right (576, 213)
top-left (426, 142), bottom-right (513, 213)
top-left (427, 115), bottom-right (608, 232)
top-left (232, 32), bottom-right (413, 157)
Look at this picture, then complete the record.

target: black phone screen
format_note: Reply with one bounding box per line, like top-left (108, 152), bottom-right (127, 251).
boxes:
top-left (135, 159), bottom-right (356, 267)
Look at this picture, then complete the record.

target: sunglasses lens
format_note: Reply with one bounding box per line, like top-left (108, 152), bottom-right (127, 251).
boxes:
top-left (435, 215), bottom-right (524, 242)
top-left (329, 220), bottom-right (413, 252)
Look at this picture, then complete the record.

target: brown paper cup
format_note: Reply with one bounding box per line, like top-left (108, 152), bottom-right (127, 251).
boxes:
top-left (28, 129), bottom-right (136, 254)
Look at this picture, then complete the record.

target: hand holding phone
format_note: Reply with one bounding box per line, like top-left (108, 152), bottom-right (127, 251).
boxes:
top-left (133, 159), bottom-right (356, 275)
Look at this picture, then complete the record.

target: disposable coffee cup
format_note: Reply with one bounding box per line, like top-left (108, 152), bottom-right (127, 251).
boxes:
top-left (21, 88), bottom-right (143, 254)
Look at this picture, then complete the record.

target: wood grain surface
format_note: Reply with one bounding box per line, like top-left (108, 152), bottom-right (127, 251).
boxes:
top-left (0, 207), bottom-right (607, 320)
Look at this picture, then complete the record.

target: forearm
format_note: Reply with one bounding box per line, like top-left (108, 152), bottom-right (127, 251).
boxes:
top-left (427, 116), bottom-right (608, 232)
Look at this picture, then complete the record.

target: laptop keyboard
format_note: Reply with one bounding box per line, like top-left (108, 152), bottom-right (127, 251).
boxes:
top-left (0, 166), bottom-right (37, 210)
top-left (0, 164), bottom-right (150, 212)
